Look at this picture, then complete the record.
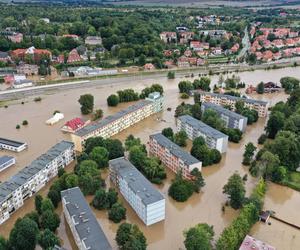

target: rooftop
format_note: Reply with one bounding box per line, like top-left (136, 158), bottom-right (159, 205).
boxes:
top-left (0, 141), bottom-right (74, 205)
top-left (195, 91), bottom-right (268, 105)
top-left (61, 187), bottom-right (112, 250)
top-left (0, 137), bottom-right (26, 148)
top-left (150, 133), bottom-right (201, 165)
top-left (0, 156), bottom-right (15, 166)
top-left (178, 115), bottom-right (228, 139)
top-left (109, 157), bottom-right (165, 206)
top-left (202, 102), bottom-right (247, 120)
top-left (75, 93), bottom-right (161, 137)
top-left (239, 235), bottom-right (276, 250)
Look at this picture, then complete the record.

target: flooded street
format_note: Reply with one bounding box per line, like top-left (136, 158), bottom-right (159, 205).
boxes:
top-left (0, 67), bottom-right (300, 249)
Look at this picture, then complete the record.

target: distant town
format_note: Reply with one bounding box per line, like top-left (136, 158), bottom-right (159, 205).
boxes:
top-left (0, 2), bottom-right (300, 250)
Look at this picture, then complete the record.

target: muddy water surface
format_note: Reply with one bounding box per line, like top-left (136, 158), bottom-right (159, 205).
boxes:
top-left (0, 67), bottom-right (300, 249)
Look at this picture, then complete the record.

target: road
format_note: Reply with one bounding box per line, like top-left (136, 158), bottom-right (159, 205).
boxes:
top-left (1, 58), bottom-right (300, 101)
top-left (237, 27), bottom-right (251, 60)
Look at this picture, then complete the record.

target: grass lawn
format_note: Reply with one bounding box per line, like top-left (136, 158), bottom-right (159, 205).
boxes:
top-left (283, 171), bottom-right (300, 191)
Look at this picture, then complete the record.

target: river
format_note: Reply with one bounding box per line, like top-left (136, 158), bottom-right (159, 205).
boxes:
top-left (0, 67), bottom-right (299, 249)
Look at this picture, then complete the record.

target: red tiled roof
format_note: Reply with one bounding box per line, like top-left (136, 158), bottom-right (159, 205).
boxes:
top-left (64, 118), bottom-right (85, 131)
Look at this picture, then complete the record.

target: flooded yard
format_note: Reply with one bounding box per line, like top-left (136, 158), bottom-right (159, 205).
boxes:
top-left (0, 67), bottom-right (300, 249)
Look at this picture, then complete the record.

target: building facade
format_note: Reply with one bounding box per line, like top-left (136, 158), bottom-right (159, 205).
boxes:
top-left (149, 133), bottom-right (202, 179)
top-left (109, 157), bottom-right (165, 226)
top-left (72, 92), bottom-right (163, 152)
top-left (0, 156), bottom-right (16, 172)
top-left (194, 91), bottom-right (269, 117)
top-left (61, 187), bottom-right (112, 250)
top-left (0, 138), bottom-right (27, 152)
top-left (177, 115), bottom-right (228, 153)
top-left (201, 102), bottom-right (248, 132)
top-left (0, 141), bottom-right (75, 225)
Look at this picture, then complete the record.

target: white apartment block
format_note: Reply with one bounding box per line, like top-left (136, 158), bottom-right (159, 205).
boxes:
top-left (109, 157), bottom-right (165, 226)
top-left (194, 91), bottom-right (269, 117)
top-left (149, 133), bottom-right (202, 179)
top-left (61, 187), bottom-right (112, 250)
top-left (0, 138), bottom-right (27, 152)
top-left (177, 115), bottom-right (228, 153)
top-left (72, 92), bottom-right (163, 152)
top-left (201, 102), bottom-right (248, 132)
top-left (0, 156), bottom-right (16, 172)
top-left (0, 141), bottom-right (75, 225)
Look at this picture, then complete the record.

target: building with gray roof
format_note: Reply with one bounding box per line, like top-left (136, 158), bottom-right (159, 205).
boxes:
top-left (0, 141), bottom-right (74, 225)
top-left (201, 102), bottom-right (248, 132)
top-left (0, 137), bottom-right (27, 152)
top-left (149, 133), bottom-right (202, 179)
top-left (72, 92), bottom-right (163, 152)
top-left (61, 187), bottom-right (112, 250)
top-left (177, 115), bottom-right (228, 153)
top-left (0, 156), bottom-right (15, 172)
top-left (193, 91), bottom-right (268, 117)
top-left (109, 157), bottom-right (165, 226)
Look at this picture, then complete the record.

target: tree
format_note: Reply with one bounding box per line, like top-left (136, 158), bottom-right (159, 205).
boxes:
top-left (108, 202), bottom-right (127, 223)
top-left (0, 235), bottom-right (8, 250)
top-left (255, 151), bottom-right (280, 179)
top-left (8, 217), bottom-right (39, 250)
top-left (178, 81), bottom-right (193, 93)
top-left (190, 168), bottom-right (205, 193)
top-left (78, 94), bottom-right (94, 114)
top-left (143, 157), bottom-right (166, 183)
top-left (116, 223), bottom-right (147, 250)
top-left (89, 146), bottom-right (109, 168)
top-left (265, 111), bottom-right (285, 139)
top-left (167, 71), bottom-right (175, 79)
top-left (184, 223), bottom-right (214, 250)
top-left (40, 210), bottom-right (60, 232)
top-left (38, 229), bottom-right (60, 250)
top-left (162, 127), bottom-right (174, 141)
top-left (223, 173), bottom-right (246, 209)
top-left (93, 109), bottom-right (103, 121)
top-left (41, 198), bottom-right (54, 213)
top-left (107, 94), bottom-right (119, 107)
top-left (105, 139), bottom-right (124, 160)
top-left (47, 189), bottom-right (61, 208)
top-left (138, 54), bottom-right (146, 66)
top-left (193, 77), bottom-right (211, 91)
top-left (129, 145), bottom-right (147, 169)
top-left (168, 172), bottom-right (195, 202)
top-left (125, 135), bottom-right (144, 151)
top-left (24, 211), bottom-right (40, 227)
top-left (191, 103), bottom-right (202, 120)
top-left (65, 173), bottom-right (79, 188)
top-left (272, 166), bottom-right (287, 183)
top-left (256, 82), bottom-right (264, 94)
top-left (35, 195), bottom-right (43, 215)
top-left (107, 188), bottom-right (118, 208)
top-left (173, 130), bottom-right (188, 147)
top-left (242, 142), bottom-right (256, 165)
top-left (280, 76), bottom-right (300, 93)
top-left (92, 188), bottom-right (109, 210)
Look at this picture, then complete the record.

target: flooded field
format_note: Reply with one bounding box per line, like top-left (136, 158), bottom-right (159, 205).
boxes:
top-left (0, 67), bottom-right (299, 249)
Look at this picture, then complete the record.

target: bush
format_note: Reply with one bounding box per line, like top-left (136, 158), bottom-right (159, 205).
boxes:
top-left (258, 134), bottom-right (267, 145)
top-left (16, 124), bottom-right (20, 129)
top-left (181, 93), bottom-right (190, 99)
top-left (168, 173), bottom-right (194, 202)
top-left (22, 120), bottom-right (28, 126)
top-left (34, 97), bottom-right (42, 102)
top-left (108, 203), bottom-right (126, 223)
top-left (167, 71), bottom-right (175, 79)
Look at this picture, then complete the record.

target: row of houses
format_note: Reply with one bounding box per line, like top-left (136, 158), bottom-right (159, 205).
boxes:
top-left (193, 91), bottom-right (269, 117)
top-left (0, 141), bottom-right (75, 224)
top-left (71, 92), bottom-right (164, 152)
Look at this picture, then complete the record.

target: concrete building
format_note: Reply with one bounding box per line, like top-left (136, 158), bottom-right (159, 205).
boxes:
top-left (61, 187), bottom-right (112, 250)
top-left (85, 36), bottom-right (102, 46)
top-left (177, 115), bottom-right (228, 153)
top-left (72, 92), bottom-right (163, 152)
top-left (194, 91), bottom-right (268, 117)
top-left (149, 133), bottom-right (202, 179)
top-left (0, 141), bottom-right (74, 225)
top-left (109, 157), bottom-right (165, 226)
top-left (201, 102), bottom-right (248, 132)
top-left (0, 138), bottom-right (27, 152)
top-left (0, 156), bottom-right (15, 172)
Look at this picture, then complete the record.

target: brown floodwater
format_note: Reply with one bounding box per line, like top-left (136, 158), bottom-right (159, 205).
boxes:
top-left (0, 67), bottom-right (299, 249)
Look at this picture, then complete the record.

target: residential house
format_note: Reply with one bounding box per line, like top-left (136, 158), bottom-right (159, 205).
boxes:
top-left (177, 56), bottom-right (190, 68)
top-left (239, 235), bottom-right (275, 250)
top-left (6, 32), bottom-right (23, 43)
top-left (16, 64), bottom-right (39, 76)
top-left (230, 43), bottom-right (240, 53)
top-left (0, 52), bottom-right (10, 63)
top-left (67, 49), bottom-right (82, 63)
top-left (144, 63), bottom-right (155, 70)
top-left (262, 50), bottom-right (273, 62)
top-left (272, 39), bottom-right (285, 48)
top-left (62, 34), bottom-right (79, 40)
top-left (84, 36), bottom-right (102, 46)
top-left (179, 31), bottom-right (194, 44)
top-left (160, 32), bottom-right (177, 43)
top-left (163, 50), bottom-right (173, 57)
top-left (184, 50), bottom-right (193, 57)
top-left (11, 47), bottom-right (52, 62)
top-left (286, 38), bottom-right (295, 47)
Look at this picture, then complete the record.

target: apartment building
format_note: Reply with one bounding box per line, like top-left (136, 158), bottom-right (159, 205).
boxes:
top-left (194, 91), bottom-right (268, 117)
top-left (149, 133), bottom-right (202, 179)
top-left (177, 115), bottom-right (228, 153)
top-left (0, 141), bottom-right (75, 225)
top-left (201, 102), bottom-right (248, 132)
top-left (61, 187), bottom-right (112, 250)
top-left (109, 157), bottom-right (165, 226)
top-left (0, 138), bottom-right (27, 152)
top-left (0, 156), bottom-right (16, 172)
top-left (72, 92), bottom-right (163, 152)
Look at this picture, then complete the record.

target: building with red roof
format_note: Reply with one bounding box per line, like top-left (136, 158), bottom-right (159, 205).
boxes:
top-left (144, 63), bottom-right (155, 70)
top-left (67, 49), bottom-right (82, 63)
top-left (63, 34), bottom-right (79, 40)
top-left (11, 47), bottom-right (52, 62)
top-left (61, 118), bottom-right (89, 133)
